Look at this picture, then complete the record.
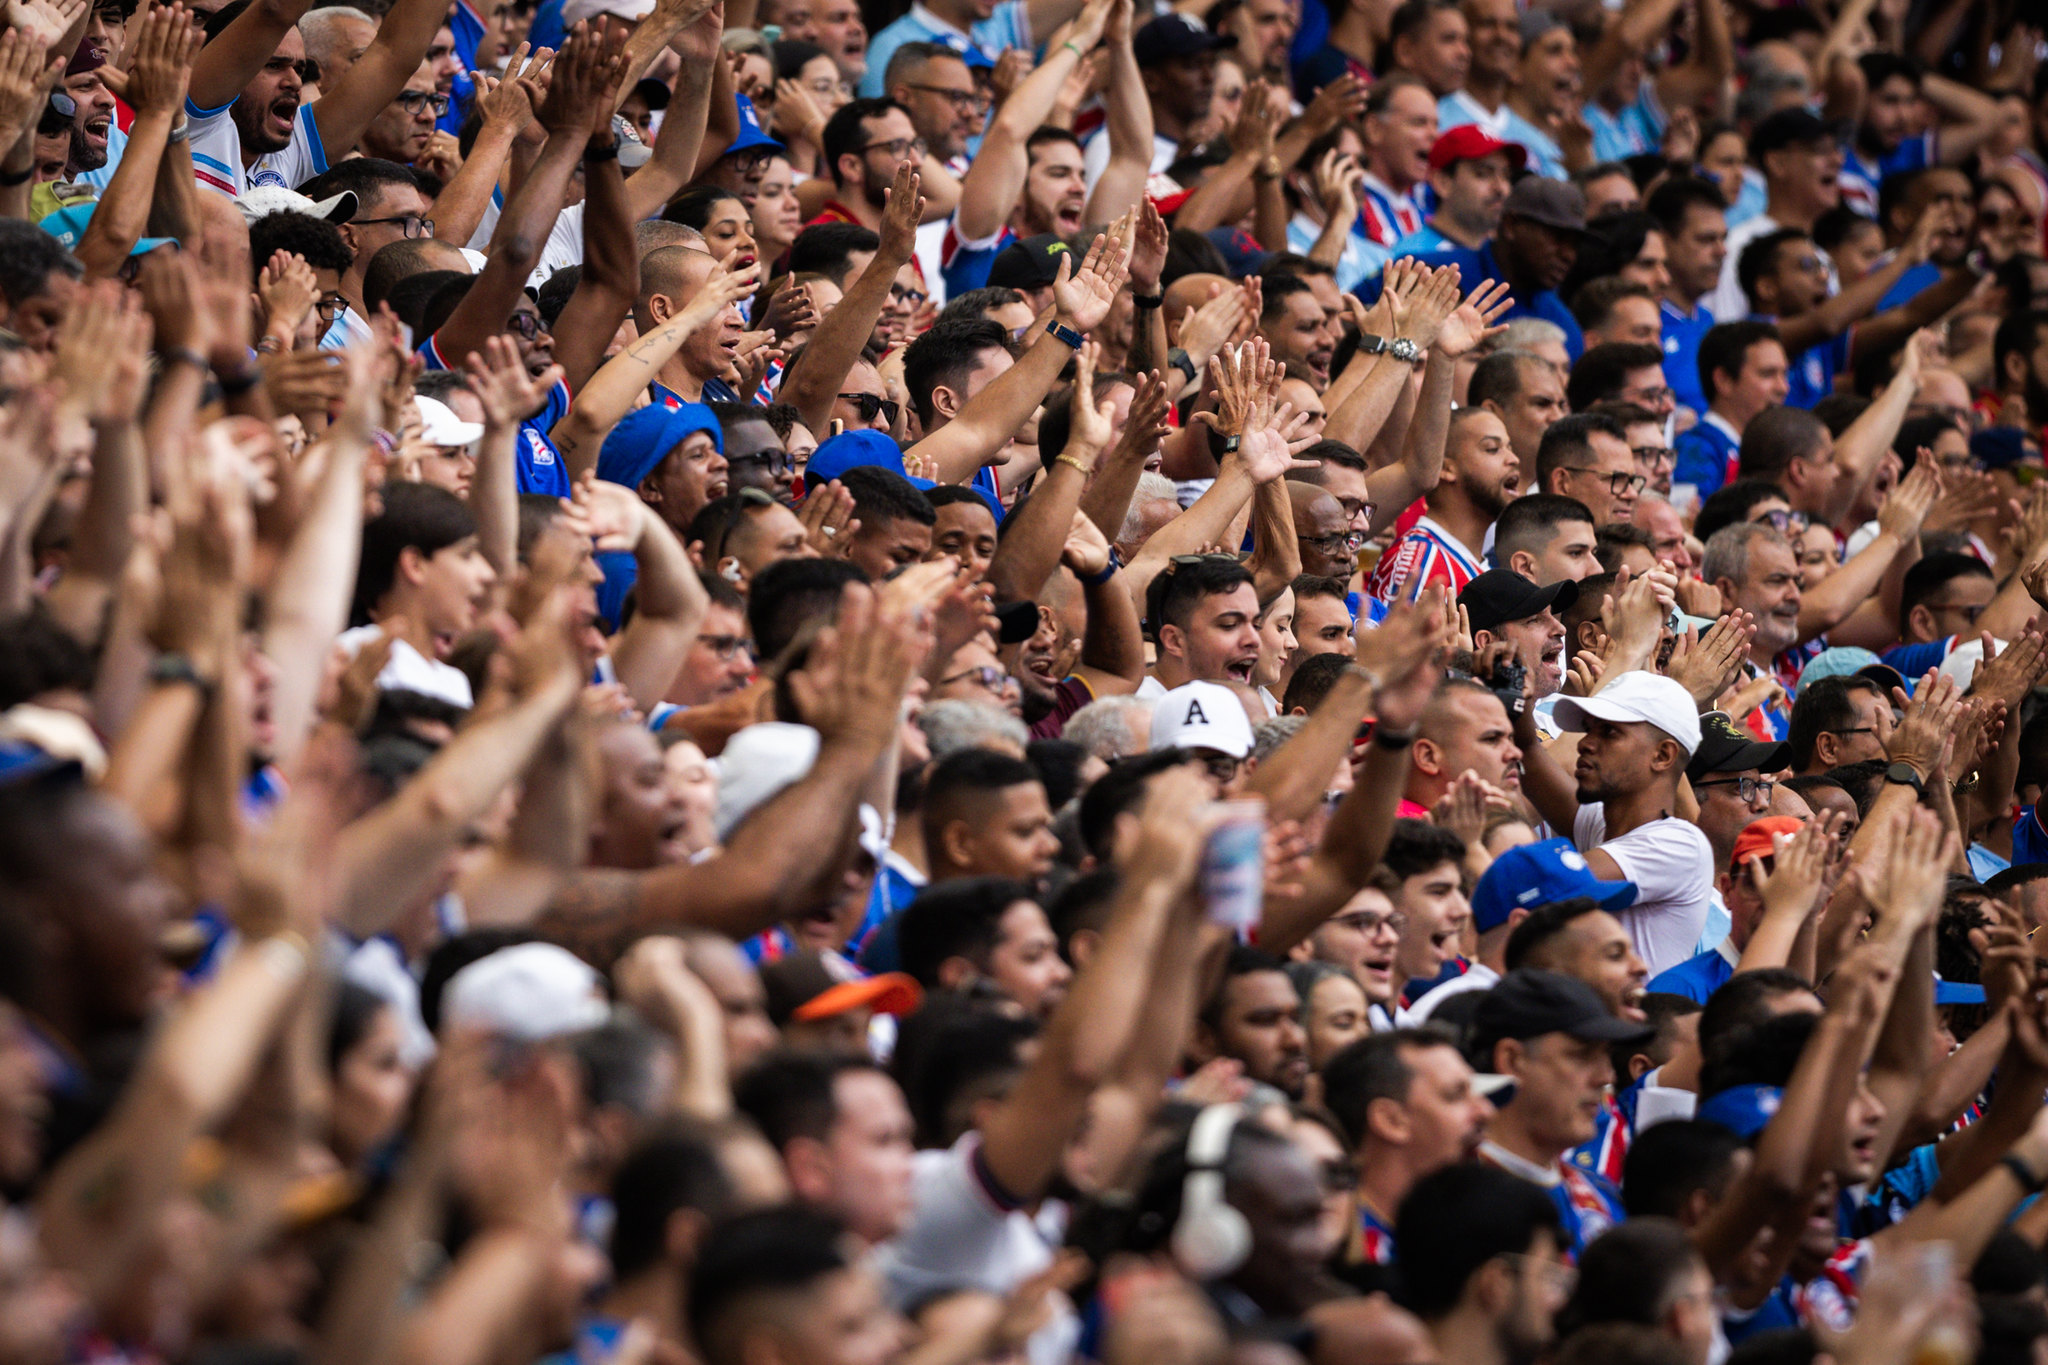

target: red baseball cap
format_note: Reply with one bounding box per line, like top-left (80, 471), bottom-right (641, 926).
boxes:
top-left (1428, 125), bottom-right (1528, 174)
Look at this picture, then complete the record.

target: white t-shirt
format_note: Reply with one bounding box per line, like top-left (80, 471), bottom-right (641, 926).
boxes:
top-left (336, 624), bottom-right (475, 709)
top-left (1571, 804), bottom-right (1714, 977)
top-left (186, 96), bottom-right (329, 197)
top-left (1404, 961), bottom-right (1501, 1022)
top-left (874, 1135), bottom-right (1079, 1365)
top-left (1081, 128), bottom-right (1178, 191)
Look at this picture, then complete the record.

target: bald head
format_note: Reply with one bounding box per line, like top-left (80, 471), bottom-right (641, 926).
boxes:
top-left (636, 244), bottom-right (716, 329)
top-left (363, 237), bottom-right (470, 313)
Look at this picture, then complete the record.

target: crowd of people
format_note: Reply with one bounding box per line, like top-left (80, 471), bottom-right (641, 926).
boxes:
top-left (3, 0), bottom-right (2048, 1358)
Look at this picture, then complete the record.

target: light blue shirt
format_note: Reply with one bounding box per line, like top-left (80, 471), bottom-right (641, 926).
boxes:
top-left (1438, 90), bottom-right (1567, 180)
top-left (860, 0), bottom-right (1031, 98)
top-left (1584, 78), bottom-right (1665, 164)
top-left (1286, 212), bottom-right (1377, 294)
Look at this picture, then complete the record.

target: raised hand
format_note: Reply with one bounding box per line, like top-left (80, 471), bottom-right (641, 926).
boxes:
top-left (1064, 340), bottom-right (1114, 461)
top-left (1398, 263), bottom-right (1464, 350)
top-left (1299, 71), bottom-right (1366, 138)
top-left (1665, 609), bottom-right (1755, 706)
top-left (1196, 338), bottom-right (1263, 439)
top-left (104, 1), bottom-right (200, 115)
top-left (2, 0), bottom-right (85, 52)
top-left (257, 249), bottom-right (319, 340)
top-left (1969, 629), bottom-right (2048, 710)
top-left (1130, 196), bottom-right (1169, 293)
top-left (1314, 148), bottom-right (1361, 223)
top-left (537, 22), bottom-right (611, 136)
top-left (787, 582), bottom-right (929, 752)
top-left (1174, 284), bottom-right (1251, 376)
top-left (466, 333), bottom-right (561, 425)
top-left (1749, 818), bottom-right (1836, 921)
top-left (1864, 803), bottom-right (1958, 934)
top-left (0, 28), bottom-right (61, 150)
top-left (1887, 669), bottom-right (1964, 781)
top-left (1051, 226), bottom-right (1129, 333)
top-left (877, 158), bottom-right (926, 265)
top-left (1433, 277), bottom-right (1512, 358)
top-left (799, 478), bottom-right (857, 554)
top-left (1874, 460), bottom-right (1938, 543)
top-left (1357, 588), bottom-right (1450, 733)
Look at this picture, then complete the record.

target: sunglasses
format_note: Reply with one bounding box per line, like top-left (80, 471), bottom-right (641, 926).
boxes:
top-left (506, 311), bottom-right (544, 340)
top-left (838, 392), bottom-right (899, 426)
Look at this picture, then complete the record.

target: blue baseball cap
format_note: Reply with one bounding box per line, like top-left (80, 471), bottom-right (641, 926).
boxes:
top-left (1934, 973), bottom-right (1986, 1006)
top-left (596, 401), bottom-right (723, 492)
top-left (933, 32), bottom-right (995, 69)
top-left (1793, 645), bottom-right (1907, 700)
top-left (39, 202), bottom-right (175, 257)
top-left (1698, 1083), bottom-right (1783, 1139)
top-left (1469, 837), bottom-right (1637, 934)
top-left (805, 428), bottom-right (906, 486)
top-left (727, 93), bottom-right (783, 158)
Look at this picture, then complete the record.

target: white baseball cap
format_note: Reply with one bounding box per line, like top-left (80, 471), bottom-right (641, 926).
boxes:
top-left (712, 722), bottom-right (819, 838)
top-left (1148, 680), bottom-right (1255, 759)
top-left (1551, 671), bottom-right (1702, 757)
top-left (440, 942), bottom-right (610, 1041)
top-left (414, 395), bottom-right (483, 450)
top-left (238, 184), bottom-right (358, 225)
top-left (562, 0), bottom-right (653, 23)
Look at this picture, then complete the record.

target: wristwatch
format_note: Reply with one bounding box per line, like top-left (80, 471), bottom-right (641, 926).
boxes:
top-left (1356, 333), bottom-right (1421, 363)
top-left (1253, 154), bottom-right (1283, 181)
top-left (1883, 760), bottom-right (1926, 794)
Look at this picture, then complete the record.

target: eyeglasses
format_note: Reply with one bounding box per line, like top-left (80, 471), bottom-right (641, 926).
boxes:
top-left (730, 449), bottom-right (797, 475)
top-left (1195, 751), bottom-right (1241, 782)
top-left (1631, 444), bottom-right (1677, 470)
top-left (1827, 726), bottom-right (1880, 739)
top-left (1320, 1159), bottom-right (1359, 1193)
top-left (699, 634), bottom-right (750, 660)
top-left (1693, 775), bottom-right (1775, 803)
top-left (314, 293), bottom-right (350, 325)
top-left (940, 664), bottom-right (1010, 690)
top-left (887, 282), bottom-right (928, 308)
top-left (838, 392), bottom-right (900, 426)
top-left (1755, 508), bottom-right (1808, 534)
top-left (804, 75), bottom-right (853, 99)
top-left (860, 136), bottom-right (928, 161)
top-left (1302, 530), bottom-right (1369, 555)
top-left (506, 311), bottom-right (545, 340)
top-left (355, 213), bottom-right (434, 239)
top-left (1330, 909), bottom-right (1406, 936)
top-left (1564, 467), bottom-right (1648, 496)
top-left (1622, 384), bottom-right (1675, 406)
top-left (395, 90), bottom-right (452, 117)
top-left (902, 82), bottom-right (991, 114)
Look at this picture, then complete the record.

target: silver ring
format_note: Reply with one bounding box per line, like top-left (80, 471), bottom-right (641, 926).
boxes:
top-left (821, 525), bottom-right (837, 537)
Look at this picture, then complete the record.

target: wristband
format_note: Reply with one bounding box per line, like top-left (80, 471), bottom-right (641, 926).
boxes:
top-left (168, 115), bottom-right (189, 143)
top-left (1054, 451), bottom-right (1091, 476)
top-left (584, 138), bottom-right (620, 162)
top-left (149, 652), bottom-right (216, 700)
top-left (1371, 725), bottom-right (1417, 749)
top-left (1080, 547), bottom-right (1121, 587)
top-left (165, 347), bottom-right (210, 374)
top-left (1045, 319), bottom-right (1084, 349)
top-left (1168, 349), bottom-right (1197, 384)
top-left (2004, 1153), bottom-right (2047, 1195)
top-left (0, 164), bottom-right (30, 187)
top-left (1132, 291), bottom-right (1163, 310)
top-left (1061, 39), bottom-right (1085, 57)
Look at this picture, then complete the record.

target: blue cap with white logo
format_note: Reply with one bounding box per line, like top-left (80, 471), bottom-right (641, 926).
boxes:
top-left (726, 93), bottom-right (784, 158)
top-left (1698, 1083), bottom-right (1783, 1140)
top-left (1469, 836), bottom-right (1637, 934)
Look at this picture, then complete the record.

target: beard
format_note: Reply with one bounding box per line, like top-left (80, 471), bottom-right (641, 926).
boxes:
top-left (232, 99), bottom-right (295, 155)
top-left (67, 125), bottom-right (106, 172)
top-left (1460, 468), bottom-right (1515, 519)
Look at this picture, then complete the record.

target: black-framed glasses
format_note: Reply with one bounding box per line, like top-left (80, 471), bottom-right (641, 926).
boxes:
top-left (1694, 776), bottom-right (1774, 803)
top-left (1329, 908), bottom-right (1405, 935)
top-left (1565, 467), bottom-right (1648, 496)
top-left (1302, 530), bottom-right (1368, 555)
top-left (1632, 444), bottom-right (1677, 470)
top-left (355, 213), bottom-right (434, 239)
top-left (506, 311), bottom-right (544, 340)
top-left (698, 633), bottom-right (750, 660)
top-left (838, 392), bottom-right (899, 426)
top-left (1621, 384), bottom-right (1675, 407)
top-left (860, 135), bottom-right (927, 161)
top-left (395, 90), bottom-right (452, 117)
top-left (901, 82), bottom-right (990, 114)
top-left (940, 664), bottom-right (1009, 690)
top-left (1828, 726), bottom-right (1880, 739)
top-left (1755, 508), bottom-right (1809, 534)
top-left (314, 293), bottom-right (350, 325)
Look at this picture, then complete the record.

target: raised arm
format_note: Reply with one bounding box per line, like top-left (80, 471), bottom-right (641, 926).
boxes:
top-left (75, 7), bottom-right (198, 277)
top-left (1060, 515), bottom-right (1146, 695)
top-left (426, 26), bottom-right (605, 373)
top-left (1083, 0), bottom-right (1150, 224)
top-left (597, 482), bottom-right (711, 712)
top-left (980, 767), bottom-right (1207, 1200)
top-left (308, 0), bottom-right (454, 159)
top-left (549, 256), bottom-right (758, 481)
top-left (465, 335), bottom-right (561, 576)
top-left (986, 340), bottom-right (1113, 603)
top-left (1367, 278), bottom-right (1511, 524)
top-left (906, 226), bottom-right (1131, 485)
top-left (545, 48), bottom-right (640, 394)
top-left (780, 161), bottom-right (925, 435)
top-left (1819, 330), bottom-right (1929, 525)
top-left (953, 0), bottom-right (1105, 243)
top-left (187, 0), bottom-right (312, 113)
top-left (429, 49), bottom-right (548, 253)
top-left (620, 0), bottom-right (724, 222)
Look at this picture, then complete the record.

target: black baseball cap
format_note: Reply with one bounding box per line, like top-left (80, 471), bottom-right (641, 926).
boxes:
top-left (986, 233), bottom-right (1073, 289)
top-left (1750, 107), bottom-right (1835, 157)
top-left (1471, 969), bottom-right (1657, 1057)
top-left (1457, 569), bottom-right (1579, 635)
top-left (1685, 709), bottom-right (1789, 784)
top-left (1133, 12), bottom-right (1236, 68)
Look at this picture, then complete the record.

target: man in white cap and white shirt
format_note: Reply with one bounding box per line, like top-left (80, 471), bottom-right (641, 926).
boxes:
top-left (1512, 670), bottom-right (1714, 976)
top-left (1148, 679), bottom-right (1256, 793)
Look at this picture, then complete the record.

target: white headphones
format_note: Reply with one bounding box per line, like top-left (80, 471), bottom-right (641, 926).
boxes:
top-left (1171, 1103), bottom-right (1252, 1280)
